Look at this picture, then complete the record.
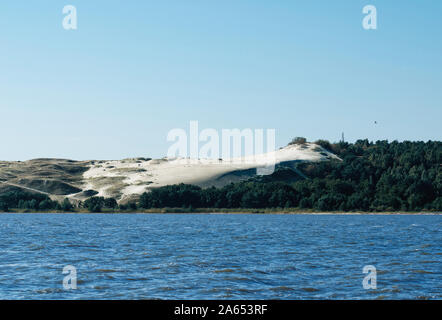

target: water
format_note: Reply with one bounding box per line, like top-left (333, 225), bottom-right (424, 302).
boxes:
top-left (0, 213), bottom-right (440, 299)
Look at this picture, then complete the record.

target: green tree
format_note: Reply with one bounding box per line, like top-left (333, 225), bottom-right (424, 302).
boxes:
top-left (61, 199), bottom-right (74, 212)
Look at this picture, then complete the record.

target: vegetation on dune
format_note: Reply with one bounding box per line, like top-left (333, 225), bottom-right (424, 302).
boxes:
top-left (83, 196), bottom-right (118, 212)
top-left (0, 191), bottom-right (74, 212)
top-left (0, 192), bottom-right (120, 213)
top-left (288, 137), bottom-right (307, 145)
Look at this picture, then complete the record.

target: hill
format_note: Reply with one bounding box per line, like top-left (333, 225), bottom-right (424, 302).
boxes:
top-left (0, 142), bottom-right (336, 205)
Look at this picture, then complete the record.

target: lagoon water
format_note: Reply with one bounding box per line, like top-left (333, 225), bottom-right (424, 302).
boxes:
top-left (0, 213), bottom-right (440, 299)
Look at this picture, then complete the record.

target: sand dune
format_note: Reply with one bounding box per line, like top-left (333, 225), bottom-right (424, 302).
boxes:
top-left (0, 143), bottom-right (339, 203)
top-left (81, 143), bottom-right (340, 202)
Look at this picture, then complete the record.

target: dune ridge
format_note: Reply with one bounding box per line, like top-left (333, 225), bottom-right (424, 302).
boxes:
top-left (0, 143), bottom-right (339, 203)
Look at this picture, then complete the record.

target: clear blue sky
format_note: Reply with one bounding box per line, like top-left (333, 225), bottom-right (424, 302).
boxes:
top-left (0, 0), bottom-right (441, 160)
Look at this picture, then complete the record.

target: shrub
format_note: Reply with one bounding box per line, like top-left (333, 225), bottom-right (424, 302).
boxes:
top-left (83, 196), bottom-right (118, 212)
top-left (289, 137), bottom-right (307, 145)
top-left (314, 139), bottom-right (332, 151)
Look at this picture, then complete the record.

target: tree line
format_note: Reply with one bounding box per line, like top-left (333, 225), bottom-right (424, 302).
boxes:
top-left (0, 191), bottom-right (74, 212)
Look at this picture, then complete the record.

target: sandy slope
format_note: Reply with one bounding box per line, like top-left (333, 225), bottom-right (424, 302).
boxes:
top-left (80, 143), bottom-right (340, 202)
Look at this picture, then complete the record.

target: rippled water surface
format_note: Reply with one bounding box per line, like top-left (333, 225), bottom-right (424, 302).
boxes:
top-left (0, 213), bottom-right (441, 299)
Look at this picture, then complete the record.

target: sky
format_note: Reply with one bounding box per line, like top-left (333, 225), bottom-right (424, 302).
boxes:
top-left (0, 0), bottom-right (441, 160)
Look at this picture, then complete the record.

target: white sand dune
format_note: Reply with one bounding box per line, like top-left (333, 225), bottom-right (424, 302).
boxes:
top-left (80, 143), bottom-right (340, 203)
